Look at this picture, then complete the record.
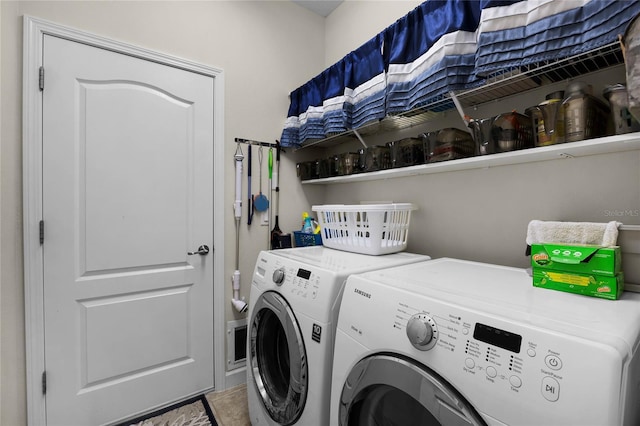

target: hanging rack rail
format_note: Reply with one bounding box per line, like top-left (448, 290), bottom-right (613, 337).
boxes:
top-left (235, 137), bottom-right (279, 148)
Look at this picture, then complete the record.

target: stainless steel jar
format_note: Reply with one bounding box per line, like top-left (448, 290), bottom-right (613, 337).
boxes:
top-left (562, 82), bottom-right (610, 142)
top-left (536, 98), bottom-right (565, 146)
top-left (492, 112), bottom-right (534, 152)
top-left (468, 117), bottom-right (496, 155)
top-left (603, 84), bottom-right (640, 135)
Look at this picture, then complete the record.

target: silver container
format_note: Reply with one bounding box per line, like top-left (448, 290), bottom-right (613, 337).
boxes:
top-left (361, 145), bottom-right (391, 172)
top-left (562, 83), bottom-right (610, 142)
top-left (296, 160), bottom-right (319, 180)
top-left (427, 128), bottom-right (475, 163)
top-left (318, 155), bottom-right (339, 178)
top-left (535, 98), bottom-right (565, 146)
top-left (603, 84), bottom-right (640, 135)
top-left (492, 112), bottom-right (534, 152)
top-left (389, 136), bottom-right (426, 168)
top-left (338, 152), bottom-right (361, 175)
top-left (468, 117), bottom-right (496, 155)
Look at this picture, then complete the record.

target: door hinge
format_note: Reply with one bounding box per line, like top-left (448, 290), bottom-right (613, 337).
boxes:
top-left (39, 220), bottom-right (44, 244)
top-left (42, 371), bottom-right (47, 395)
top-left (39, 66), bottom-right (44, 91)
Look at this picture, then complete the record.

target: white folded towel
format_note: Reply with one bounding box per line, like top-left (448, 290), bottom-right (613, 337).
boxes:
top-left (526, 220), bottom-right (621, 247)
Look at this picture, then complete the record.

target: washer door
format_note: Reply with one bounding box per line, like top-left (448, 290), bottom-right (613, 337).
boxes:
top-left (249, 291), bottom-right (307, 425)
top-left (338, 354), bottom-right (487, 426)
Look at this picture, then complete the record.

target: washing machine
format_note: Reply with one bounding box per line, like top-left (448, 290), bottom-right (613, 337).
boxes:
top-left (331, 258), bottom-right (640, 426)
top-left (246, 246), bottom-right (430, 426)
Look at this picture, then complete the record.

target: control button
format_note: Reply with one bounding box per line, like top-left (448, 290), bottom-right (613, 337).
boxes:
top-left (509, 375), bottom-right (522, 388)
top-left (541, 376), bottom-right (560, 402)
top-left (527, 348), bottom-right (536, 357)
top-left (465, 358), bottom-right (475, 369)
top-left (486, 366), bottom-right (497, 378)
top-left (545, 355), bottom-right (563, 371)
top-left (462, 328), bottom-right (469, 335)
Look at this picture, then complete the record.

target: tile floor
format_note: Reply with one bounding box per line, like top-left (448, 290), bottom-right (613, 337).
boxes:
top-left (206, 384), bottom-right (250, 426)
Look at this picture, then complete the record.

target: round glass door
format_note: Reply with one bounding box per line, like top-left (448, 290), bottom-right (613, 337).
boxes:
top-left (338, 354), bottom-right (487, 426)
top-left (249, 291), bottom-right (307, 425)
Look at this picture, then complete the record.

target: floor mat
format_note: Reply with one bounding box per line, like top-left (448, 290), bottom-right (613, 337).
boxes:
top-left (117, 394), bottom-right (218, 426)
top-left (205, 384), bottom-right (250, 426)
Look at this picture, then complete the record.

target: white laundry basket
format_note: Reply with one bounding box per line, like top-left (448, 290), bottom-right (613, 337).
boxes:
top-left (312, 203), bottom-right (417, 255)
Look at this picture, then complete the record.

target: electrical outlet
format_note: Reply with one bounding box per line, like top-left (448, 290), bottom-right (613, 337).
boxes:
top-left (261, 211), bottom-right (269, 226)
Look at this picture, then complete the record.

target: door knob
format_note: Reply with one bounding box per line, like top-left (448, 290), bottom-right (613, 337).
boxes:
top-left (188, 245), bottom-right (210, 255)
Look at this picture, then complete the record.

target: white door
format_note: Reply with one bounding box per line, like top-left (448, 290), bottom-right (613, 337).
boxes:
top-left (42, 34), bottom-right (214, 425)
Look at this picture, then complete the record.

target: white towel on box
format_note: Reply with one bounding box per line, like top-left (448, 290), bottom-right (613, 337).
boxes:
top-left (526, 220), bottom-right (621, 247)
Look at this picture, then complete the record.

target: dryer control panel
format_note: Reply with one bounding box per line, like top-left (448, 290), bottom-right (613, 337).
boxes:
top-left (336, 261), bottom-right (639, 426)
top-left (392, 300), bottom-right (585, 406)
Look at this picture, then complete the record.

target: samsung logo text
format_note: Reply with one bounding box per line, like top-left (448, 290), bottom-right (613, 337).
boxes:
top-left (354, 288), bottom-right (371, 299)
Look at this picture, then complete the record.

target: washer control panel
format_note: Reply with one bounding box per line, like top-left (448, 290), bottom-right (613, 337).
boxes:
top-left (253, 254), bottom-right (339, 314)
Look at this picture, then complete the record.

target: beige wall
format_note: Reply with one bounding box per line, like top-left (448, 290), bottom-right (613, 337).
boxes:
top-left (324, 0), bottom-right (422, 66)
top-left (1, 1), bottom-right (326, 424)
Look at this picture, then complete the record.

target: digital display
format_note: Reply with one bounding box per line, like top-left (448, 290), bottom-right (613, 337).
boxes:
top-left (473, 323), bottom-right (522, 353)
top-left (297, 268), bottom-right (311, 280)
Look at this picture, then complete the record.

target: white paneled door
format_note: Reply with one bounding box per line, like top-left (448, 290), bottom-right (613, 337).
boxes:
top-left (42, 35), bottom-right (214, 425)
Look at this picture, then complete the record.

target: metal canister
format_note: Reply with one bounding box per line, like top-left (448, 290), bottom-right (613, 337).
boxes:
top-left (537, 98), bottom-right (565, 145)
top-left (467, 117), bottom-right (495, 155)
top-left (525, 106), bottom-right (546, 147)
top-left (562, 82), bottom-right (610, 142)
top-left (492, 112), bottom-right (534, 152)
top-left (603, 84), bottom-right (640, 135)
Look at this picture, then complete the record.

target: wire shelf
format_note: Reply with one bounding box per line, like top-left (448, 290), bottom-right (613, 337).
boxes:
top-left (296, 41), bottom-right (625, 150)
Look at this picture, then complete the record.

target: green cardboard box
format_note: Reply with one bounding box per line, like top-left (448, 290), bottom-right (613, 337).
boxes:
top-left (532, 268), bottom-right (624, 300)
top-left (530, 243), bottom-right (621, 277)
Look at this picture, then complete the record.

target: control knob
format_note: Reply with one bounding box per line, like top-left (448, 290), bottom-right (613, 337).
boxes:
top-left (406, 314), bottom-right (437, 351)
top-left (272, 267), bottom-right (286, 285)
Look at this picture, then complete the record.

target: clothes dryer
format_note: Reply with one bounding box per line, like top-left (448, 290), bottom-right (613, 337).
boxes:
top-left (247, 246), bottom-right (429, 425)
top-left (331, 258), bottom-right (640, 426)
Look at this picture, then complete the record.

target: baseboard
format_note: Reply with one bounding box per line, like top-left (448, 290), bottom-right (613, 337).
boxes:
top-left (223, 366), bottom-right (246, 390)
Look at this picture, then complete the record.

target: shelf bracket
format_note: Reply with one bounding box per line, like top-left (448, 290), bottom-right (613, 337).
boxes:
top-left (449, 91), bottom-right (469, 126)
top-left (352, 129), bottom-right (368, 149)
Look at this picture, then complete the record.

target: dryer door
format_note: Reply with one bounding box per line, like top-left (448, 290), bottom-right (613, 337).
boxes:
top-left (249, 291), bottom-right (307, 425)
top-left (338, 354), bottom-right (487, 426)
